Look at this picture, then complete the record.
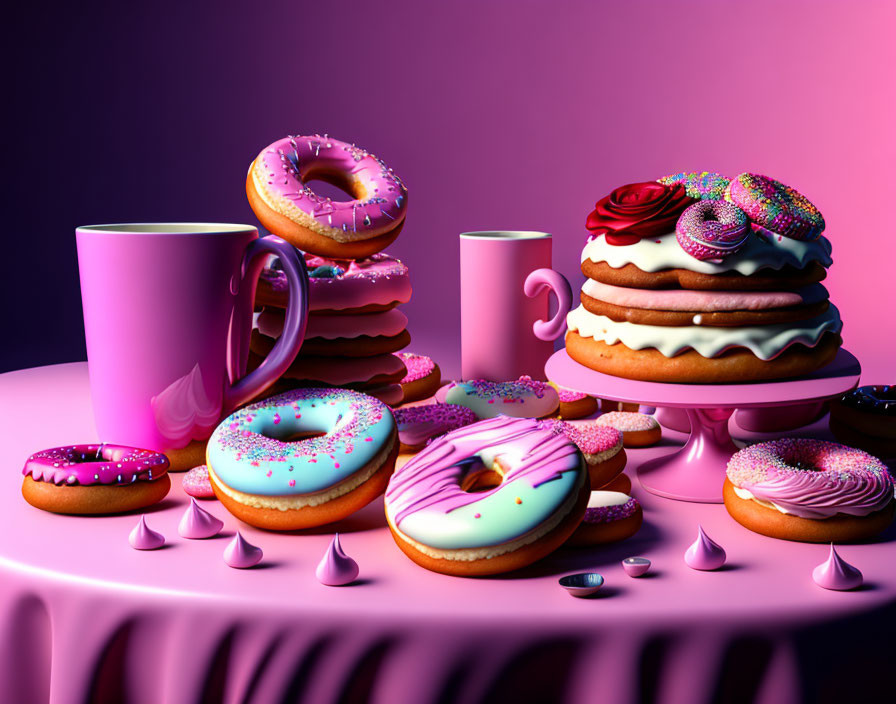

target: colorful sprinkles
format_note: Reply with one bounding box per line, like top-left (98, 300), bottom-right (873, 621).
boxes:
top-left (726, 173), bottom-right (825, 241)
top-left (23, 444), bottom-right (169, 486)
top-left (659, 172), bottom-right (731, 200)
top-left (397, 352), bottom-right (437, 384)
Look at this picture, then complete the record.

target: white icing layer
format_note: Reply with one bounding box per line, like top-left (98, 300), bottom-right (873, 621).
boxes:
top-left (587, 491), bottom-right (630, 508)
top-left (567, 304), bottom-right (841, 360)
top-left (581, 231), bottom-right (832, 275)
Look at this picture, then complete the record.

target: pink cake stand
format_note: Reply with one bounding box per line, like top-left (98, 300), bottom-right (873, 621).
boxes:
top-left (545, 348), bottom-right (861, 503)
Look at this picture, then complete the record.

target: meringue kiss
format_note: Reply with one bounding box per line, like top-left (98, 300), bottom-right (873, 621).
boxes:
top-left (178, 497), bottom-right (223, 539)
top-left (684, 525), bottom-right (726, 571)
top-left (812, 544), bottom-right (863, 591)
top-left (223, 531), bottom-right (263, 569)
top-left (129, 515), bottom-right (165, 550)
top-left (316, 534), bottom-right (359, 586)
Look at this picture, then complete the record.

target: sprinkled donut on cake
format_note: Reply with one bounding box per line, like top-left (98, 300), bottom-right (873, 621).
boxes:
top-left (659, 172), bottom-right (731, 200)
top-left (726, 173), bottom-right (825, 241)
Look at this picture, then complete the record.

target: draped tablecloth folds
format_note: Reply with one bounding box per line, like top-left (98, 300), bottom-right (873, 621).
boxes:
top-left (1, 364), bottom-right (894, 704)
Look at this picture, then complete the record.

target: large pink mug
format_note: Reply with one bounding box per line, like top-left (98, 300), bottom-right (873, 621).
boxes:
top-left (460, 231), bottom-right (571, 381)
top-left (76, 223), bottom-right (309, 458)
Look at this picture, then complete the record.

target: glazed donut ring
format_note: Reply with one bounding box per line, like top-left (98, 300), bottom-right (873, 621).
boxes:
top-left (247, 135), bottom-right (408, 259)
top-left (207, 387), bottom-right (398, 530)
top-left (385, 416), bottom-right (589, 576)
top-left (581, 259), bottom-right (827, 291)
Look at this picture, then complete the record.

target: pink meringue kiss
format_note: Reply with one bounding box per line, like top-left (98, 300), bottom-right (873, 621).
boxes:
top-left (684, 525), bottom-right (727, 571)
top-left (812, 544), bottom-right (863, 591)
top-left (182, 464), bottom-right (215, 499)
top-left (316, 534), bottom-right (359, 586)
top-left (129, 515), bottom-right (165, 550)
top-left (178, 497), bottom-right (224, 539)
top-left (622, 556), bottom-right (651, 577)
top-left (223, 531), bottom-right (263, 569)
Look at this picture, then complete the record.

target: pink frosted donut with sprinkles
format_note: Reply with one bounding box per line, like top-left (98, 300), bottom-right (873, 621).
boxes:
top-left (206, 387), bottom-right (398, 530)
top-left (22, 444), bottom-right (171, 515)
top-left (567, 491), bottom-right (643, 546)
top-left (724, 438), bottom-right (895, 543)
top-left (247, 134), bottom-right (408, 259)
top-left (182, 464), bottom-right (215, 499)
top-left (439, 376), bottom-right (560, 419)
top-left (676, 200), bottom-right (750, 261)
top-left (551, 384), bottom-right (598, 419)
top-left (726, 173), bottom-right (825, 241)
top-left (595, 412), bottom-right (661, 448)
top-left (539, 419), bottom-right (626, 488)
top-left (394, 403), bottom-right (478, 451)
top-left (397, 352), bottom-right (442, 404)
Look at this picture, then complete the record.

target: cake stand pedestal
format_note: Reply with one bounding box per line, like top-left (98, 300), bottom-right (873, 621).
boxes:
top-left (545, 348), bottom-right (861, 503)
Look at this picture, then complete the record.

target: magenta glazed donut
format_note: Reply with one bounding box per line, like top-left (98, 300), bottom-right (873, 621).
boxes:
top-left (726, 173), bottom-right (825, 241)
top-left (675, 200), bottom-right (750, 261)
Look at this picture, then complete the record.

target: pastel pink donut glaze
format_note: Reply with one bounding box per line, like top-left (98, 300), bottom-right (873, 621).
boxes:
top-left (582, 279), bottom-right (827, 312)
top-left (538, 419), bottom-right (622, 457)
top-left (812, 544), bottom-right (863, 591)
top-left (726, 439), bottom-right (894, 520)
top-left (23, 444), bottom-right (169, 486)
top-left (253, 135), bottom-right (407, 241)
top-left (182, 465), bottom-right (215, 499)
top-left (129, 515), bottom-right (165, 550)
top-left (555, 386), bottom-right (589, 403)
top-left (223, 532), bottom-right (263, 569)
top-left (595, 412), bottom-right (659, 433)
top-left (684, 525), bottom-right (727, 571)
top-left (258, 307), bottom-right (408, 340)
top-left (316, 534), bottom-right (360, 586)
top-left (261, 252), bottom-right (411, 311)
top-left (397, 352), bottom-right (436, 384)
top-left (178, 498), bottom-right (224, 539)
top-left (394, 404), bottom-right (478, 448)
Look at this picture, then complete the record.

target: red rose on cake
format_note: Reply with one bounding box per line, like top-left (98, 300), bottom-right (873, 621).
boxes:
top-left (586, 182), bottom-right (696, 245)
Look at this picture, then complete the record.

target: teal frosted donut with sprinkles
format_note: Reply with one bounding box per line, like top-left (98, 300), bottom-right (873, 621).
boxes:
top-left (726, 173), bottom-right (825, 241)
top-left (384, 416), bottom-right (589, 575)
top-left (437, 376), bottom-right (560, 419)
top-left (207, 388), bottom-right (398, 530)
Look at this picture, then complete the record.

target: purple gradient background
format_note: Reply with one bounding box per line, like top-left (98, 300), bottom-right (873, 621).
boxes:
top-left (5, 1), bottom-right (895, 381)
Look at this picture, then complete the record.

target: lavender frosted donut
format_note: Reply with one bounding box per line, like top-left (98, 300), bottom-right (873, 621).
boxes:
top-left (675, 200), bottom-right (750, 261)
top-left (258, 252), bottom-right (411, 313)
top-left (724, 438), bottom-right (896, 542)
top-left (393, 403), bottom-right (478, 451)
top-left (248, 135), bottom-right (408, 258)
top-left (659, 172), bottom-right (730, 200)
top-left (22, 444), bottom-right (171, 515)
top-left (726, 173), bottom-right (825, 241)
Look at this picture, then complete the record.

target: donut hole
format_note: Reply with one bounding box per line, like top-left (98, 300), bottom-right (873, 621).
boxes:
top-left (304, 169), bottom-right (365, 203)
top-left (262, 429), bottom-right (328, 443)
top-left (460, 460), bottom-right (505, 493)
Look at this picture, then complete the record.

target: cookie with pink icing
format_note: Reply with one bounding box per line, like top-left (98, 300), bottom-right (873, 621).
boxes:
top-left (439, 376), bottom-right (560, 420)
top-left (396, 352), bottom-right (441, 403)
top-left (394, 403), bottom-right (478, 451)
top-left (247, 135), bottom-right (408, 258)
top-left (384, 416), bottom-right (589, 576)
top-left (567, 491), bottom-right (643, 546)
top-left (22, 444), bottom-right (171, 515)
top-left (538, 419), bottom-right (626, 489)
top-left (257, 252), bottom-right (411, 313)
top-left (594, 412), bottom-right (661, 447)
top-left (724, 438), bottom-right (895, 543)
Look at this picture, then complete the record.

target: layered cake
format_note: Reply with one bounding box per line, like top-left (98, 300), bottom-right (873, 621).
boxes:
top-left (566, 173), bottom-right (842, 383)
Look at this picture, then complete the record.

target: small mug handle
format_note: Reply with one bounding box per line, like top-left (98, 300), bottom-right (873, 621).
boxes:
top-left (225, 235), bottom-right (309, 410)
top-left (524, 268), bottom-right (572, 342)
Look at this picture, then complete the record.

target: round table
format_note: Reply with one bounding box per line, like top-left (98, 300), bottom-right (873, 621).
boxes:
top-left (1, 364), bottom-right (894, 704)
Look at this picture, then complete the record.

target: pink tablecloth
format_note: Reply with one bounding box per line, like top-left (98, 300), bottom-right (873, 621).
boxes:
top-left (1, 363), bottom-right (894, 704)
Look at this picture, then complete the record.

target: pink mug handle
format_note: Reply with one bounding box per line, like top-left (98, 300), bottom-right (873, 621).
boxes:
top-left (225, 235), bottom-right (308, 410)
top-left (524, 268), bottom-right (572, 341)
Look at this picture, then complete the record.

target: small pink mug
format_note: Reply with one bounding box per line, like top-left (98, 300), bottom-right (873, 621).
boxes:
top-left (76, 223), bottom-right (309, 453)
top-left (460, 231), bottom-right (571, 380)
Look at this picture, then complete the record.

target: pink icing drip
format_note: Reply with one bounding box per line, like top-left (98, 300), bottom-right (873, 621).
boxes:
top-left (23, 444), bottom-right (169, 486)
top-left (596, 412), bottom-right (658, 433)
top-left (394, 404), bottom-right (478, 447)
top-left (812, 544), bottom-right (863, 590)
top-left (182, 465), bottom-right (215, 499)
top-left (726, 439), bottom-right (894, 519)
top-left (129, 515), bottom-right (165, 550)
top-left (397, 353), bottom-right (436, 384)
top-left (178, 498), bottom-right (224, 539)
top-left (256, 135), bottom-right (407, 239)
top-left (684, 526), bottom-right (727, 570)
top-left (223, 531), bottom-right (263, 568)
top-left (582, 279), bottom-right (826, 312)
top-left (316, 534), bottom-right (359, 586)
top-left (385, 417), bottom-right (581, 527)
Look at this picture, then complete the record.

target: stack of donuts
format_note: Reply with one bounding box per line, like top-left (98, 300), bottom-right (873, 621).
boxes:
top-left (246, 134), bottom-right (412, 406)
top-left (567, 172), bottom-right (842, 383)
